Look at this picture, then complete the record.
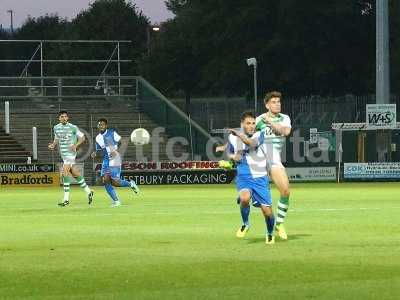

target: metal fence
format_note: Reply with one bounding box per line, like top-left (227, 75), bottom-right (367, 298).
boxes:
top-left (0, 76), bottom-right (214, 159)
top-left (171, 94), bottom-right (400, 131)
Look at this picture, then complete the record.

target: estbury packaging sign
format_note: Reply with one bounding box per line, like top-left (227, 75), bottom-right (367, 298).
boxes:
top-left (366, 104), bottom-right (397, 129)
top-left (344, 163), bottom-right (400, 179)
top-left (121, 170), bottom-right (236, 185)
top-left (94, 161), bottom-right (236, 185)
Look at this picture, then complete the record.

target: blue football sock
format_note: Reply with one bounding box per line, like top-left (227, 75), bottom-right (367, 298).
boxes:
top-left (118, 179), bottom-right (130, 187)
top-left (265, 214), bottom-right (275, 236)
top-left (240, 205), bottom-right (250, 226)
top-left (105, 183), bottom-right (119, 202)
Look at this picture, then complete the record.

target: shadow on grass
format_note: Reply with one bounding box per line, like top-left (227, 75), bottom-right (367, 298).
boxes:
top-left (245, 234), bottom-right (312, 244)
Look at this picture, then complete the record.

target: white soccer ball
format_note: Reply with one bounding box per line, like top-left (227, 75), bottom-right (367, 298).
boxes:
top-left (130, 128), bottom-right (150, 145)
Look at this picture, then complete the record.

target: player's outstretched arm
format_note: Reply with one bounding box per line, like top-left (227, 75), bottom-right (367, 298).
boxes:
top-left (229, 129), bottom-right (258, 148)
top-left (228, 151), bottom-right (243, 162)
top-left (215, 143), bottom-right (228, 152)
top-left (263, 115), bottom-right (291, 136)
top-left (270, 123), bottom-right (291, 136)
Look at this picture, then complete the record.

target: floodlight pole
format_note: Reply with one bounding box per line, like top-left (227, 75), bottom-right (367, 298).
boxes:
top-left (117, 42), bottom-right (121, 95)
top-left (146, 25), bottom-right (160, 55)
top-left (376, 0), bottom-right (390, 104)
top-left (7, 10), bottom-right (14, 35)
top-left (253, 63), bottom-right (258, 113)
top-left (247, 58), bottom-right (258, 113)
top-left (376, 0), bottom-right (391, 162)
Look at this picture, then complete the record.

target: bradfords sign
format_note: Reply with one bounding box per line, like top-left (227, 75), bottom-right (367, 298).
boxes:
top-left (0, 173), bottom-right (60, 186)
top-left (286, 167), bottom-right (336, 182)
top-left (0, 164), bottom-right (59, 186)
top-left (344, 163), bottom-right (400, 179)
top-left (366, 104), bottom-right (396, 129)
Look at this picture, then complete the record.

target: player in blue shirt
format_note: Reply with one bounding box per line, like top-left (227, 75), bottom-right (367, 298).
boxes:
top-left (227, 111), bottom-right (275, 245)
top-left (91, 118), bottom-right (139, 207)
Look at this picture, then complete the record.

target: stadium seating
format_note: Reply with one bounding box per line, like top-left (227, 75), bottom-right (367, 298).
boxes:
top-left (0, 98), bottom-right (187, 183)
top-left (0, 127), bottom-right (31, 162)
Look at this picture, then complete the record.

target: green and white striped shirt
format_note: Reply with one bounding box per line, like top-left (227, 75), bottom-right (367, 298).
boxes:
top-left (53, 123), bottom-right (84, 159)
top-left (255, 113), bottom-right (291, 152)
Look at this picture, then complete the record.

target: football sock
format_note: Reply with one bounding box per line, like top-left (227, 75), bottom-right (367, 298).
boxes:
top-left (76, 176), bottom-right (91, 194)
top-left (105, 183), bottom-right (119, 202)
top-left (240, 204), bottom-right (250, 226)
top-left (276, 196), bottom-right (289, 225)
top-left (63, 176), bottom-right (71, 202)
top-left (119, 179), bottom-right (131, 187)
top-left (265, 214), bottom-right (275, 236)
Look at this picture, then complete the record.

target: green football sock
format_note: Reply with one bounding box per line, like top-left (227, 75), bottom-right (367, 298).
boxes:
top-left (276, 196), bottom-right (289, 225)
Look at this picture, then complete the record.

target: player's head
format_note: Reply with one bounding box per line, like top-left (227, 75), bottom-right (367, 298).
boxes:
top-left (58, 111), bottom-right (69, 124)
top-left (97, 118), bottom-right (108, 133)
top-left (264, 91), bottom-right (282, 114)
top-left (240, 110), bottom-right (256, 136)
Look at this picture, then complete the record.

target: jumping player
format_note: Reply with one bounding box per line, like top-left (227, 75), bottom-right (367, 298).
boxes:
top-left (255, 91), bottom-right (291, 240)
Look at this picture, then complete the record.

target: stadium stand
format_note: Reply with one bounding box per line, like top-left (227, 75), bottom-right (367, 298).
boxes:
top-left (0, 126), bottom-right (31, 162)
top-left (0, 99), bottom-right (188, 183)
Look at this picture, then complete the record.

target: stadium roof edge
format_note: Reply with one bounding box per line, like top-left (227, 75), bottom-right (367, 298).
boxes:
top-left (0, 40), bottom-right (132, 43)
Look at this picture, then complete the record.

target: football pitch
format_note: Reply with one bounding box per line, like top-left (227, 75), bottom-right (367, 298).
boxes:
top-left (0, 182), bottom-right (399, 300)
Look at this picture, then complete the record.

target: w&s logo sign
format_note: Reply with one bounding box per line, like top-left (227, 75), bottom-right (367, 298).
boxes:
top-left (366, 104), bottom-right (397, 129)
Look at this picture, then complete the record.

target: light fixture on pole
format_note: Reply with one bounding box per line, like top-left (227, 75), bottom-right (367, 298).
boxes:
top-left (246, 57), bottom-right (258, 112)
top-left (146, 25), bottom-right (161, 54)
top-left (7, 9), bottom-right (14, 34)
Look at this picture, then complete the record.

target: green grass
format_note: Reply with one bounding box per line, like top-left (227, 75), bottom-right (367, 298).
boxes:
top-left (0, 182), bottom-right (400, 299)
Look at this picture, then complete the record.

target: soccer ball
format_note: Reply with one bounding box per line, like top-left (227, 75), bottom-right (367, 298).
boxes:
top-left (130, 128), bottom-right (150, 145)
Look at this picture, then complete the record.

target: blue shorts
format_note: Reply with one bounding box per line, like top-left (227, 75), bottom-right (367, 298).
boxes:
top-left (101, 165), bottom-right (121, 180)
top-left (236, 176), bottom-right (272, 207)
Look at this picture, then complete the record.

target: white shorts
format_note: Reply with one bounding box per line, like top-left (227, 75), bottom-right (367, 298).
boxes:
top-left (265, 147), bottom-right (284, 171)
top-left (63, 156), bottom-right (76, 166)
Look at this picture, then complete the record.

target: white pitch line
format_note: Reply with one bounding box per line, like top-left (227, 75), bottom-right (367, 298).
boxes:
top-left (291, 207), bottom-right (400, 213)
top-left (1, 206), bottom-right (400, 218)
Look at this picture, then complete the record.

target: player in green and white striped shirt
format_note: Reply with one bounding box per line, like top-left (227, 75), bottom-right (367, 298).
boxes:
top-left (217, 91), bottom-right (292, 240)
top-left (48, 111), bottom-right (94, 206)
top-left (255, 91), bottom-right (291, 240)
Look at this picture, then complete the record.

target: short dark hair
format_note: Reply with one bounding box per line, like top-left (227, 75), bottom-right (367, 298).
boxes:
top-left (240, 110), bottom-right (256, 122)
top-left (264, 91), bottom-right (282, 104)
top-left (58, 110), bottom-right (68, 117)
top-left (97, 118), bottom-right (108, 124)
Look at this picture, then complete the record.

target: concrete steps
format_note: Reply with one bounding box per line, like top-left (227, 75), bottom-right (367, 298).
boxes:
top-left (0, 106), bottom-right (188, 184)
